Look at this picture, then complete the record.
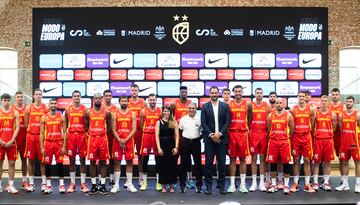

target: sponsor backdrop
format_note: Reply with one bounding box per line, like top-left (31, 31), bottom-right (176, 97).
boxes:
top-left (33, 7), bottom-right (328, 109)
top-left (33, 7), bottom-right (327, 165)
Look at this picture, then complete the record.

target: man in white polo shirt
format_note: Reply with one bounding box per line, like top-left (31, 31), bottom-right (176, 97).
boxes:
top-left (179, 102), bottom-right (203, 193)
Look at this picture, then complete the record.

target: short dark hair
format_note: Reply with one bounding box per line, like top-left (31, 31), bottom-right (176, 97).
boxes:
top-left (179, 86), bottom-right (187, 91)
top-left (103, 90), bottom-right (112, 95)
top-left (222, 88), bottom-right (231, 93)
top-left (298, 90), bottom-right (307, 95)
top-left (346, 96), bottom-right (355, 102)
top-left (148, 93), bottom-right (156, 98)
top-left (72, 90), bottom-right (81, 96)
top-left (33, 88), bottom-right (42, 95)
top-left (232, 85), bottom-right (243, 92)
top-left (331, 88), bottom-right (340, 93)
top-left (268, 91), bottom-right (277, 97)
top-left (209, 86), bottom-right (219, 92)
top-left (255, 87), bottom-right (263, 92)
top-left (15, 91), bottom-right (23, 96)
top-left (118, 95), bottom-right (128, 102)
top-left (131, 84), bottom-right (139, 89)
top-left (1, 93), bottom-right (11, 100)
top-left (49, 98), bottom-right (57, 103)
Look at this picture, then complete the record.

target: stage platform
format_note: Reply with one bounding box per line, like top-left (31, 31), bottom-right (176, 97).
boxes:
top-left (0, 177), bottom-right (359, 205)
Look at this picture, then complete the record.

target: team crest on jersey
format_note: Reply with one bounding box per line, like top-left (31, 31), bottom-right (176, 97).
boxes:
top-left (268, 155), bottom-right (273, 161)
top-left (142, 148), bottom-right (148, 154)
top-left (313, 154), bottom-right (318, 159)
top-left (114, 152), bottom-right (119, 157)
top-left (68, 150), bottom-right (72, 155)
top-left (292, 149), bottom-right (296, 155)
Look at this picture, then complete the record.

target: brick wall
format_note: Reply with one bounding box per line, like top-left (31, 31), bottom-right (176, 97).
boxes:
top-left (0, 0), bottom-right (359, 96)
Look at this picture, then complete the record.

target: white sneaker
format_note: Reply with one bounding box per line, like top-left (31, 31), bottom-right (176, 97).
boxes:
top-left (123, 181), bottom-right (128, 188)
top-left (259, 183), bottom-right (267, 192)
top-left (127, 183), bottom-right (137, 193)
top-left (110, 184), bottom-right (120, 193)
top-left (227, 184), bottom-right (236, 193)
top-left (355, 184), bottom-right (360, 193)
top-left (43, 186), bottom-right (53, 194)
top-left (335, 184), bottom-right (350, 191)
top-left (249, 183), bottom-right (257, 192)
top-left (239, 184), bottom-right (248, 193)
top-left (41, 183), bottom-right (47, 192)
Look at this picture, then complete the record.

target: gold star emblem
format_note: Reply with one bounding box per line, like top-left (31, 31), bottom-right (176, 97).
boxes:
top-left (173, 14), bottom-right (180, 21)
top-left (182, 15), bottom-right (188, 21)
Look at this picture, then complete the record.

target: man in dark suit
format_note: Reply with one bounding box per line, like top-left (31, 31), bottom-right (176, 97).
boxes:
top-left (201, 86), bottom-right (230, 194)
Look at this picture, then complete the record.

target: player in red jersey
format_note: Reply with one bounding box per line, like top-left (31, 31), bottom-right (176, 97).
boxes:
top-left (171, 86), bottom-right (194, 189)
top-left (65, 90), bottom-right (89, 193)
top-left (221, 88), bottom-right (232, 104)
top-left (0, 93), bottom-right (20, 194)
top-left (128, 84), bottom-right (146, 187)
top-left (110, 96), bottom-right (137, 193)
top-left (267, 91), bottom-right (284, 189)
top-left (85, 93), bottom-right (112, 194)
top-left (227, 85), bottom-right (252, 193)
top-left (266, 98), bottom-right (294, 194)
top-left (329, 88), bottom-right (346, 182)
top-left (39, 99), bottom-right (67, 194)
top-left (139, 93), bottom-right (162, 191)
top-left (335, 96), bottom-right (360, 193)
top-left (11, 91), bottom-right (28, 189)
top-left (102, 90), bottom-right (118, 188)
top-left (24, 88), bottom-right (48, 192)
top-left (249, 88), bottom-right (271, 192)
top-left (304, 90), bottom-right (318, 109)
top-left (289, 90), bottom-right (316, 193)
top-left (312, 95), bottom-right (336, 191)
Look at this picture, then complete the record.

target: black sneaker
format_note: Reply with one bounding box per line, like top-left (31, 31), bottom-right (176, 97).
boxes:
top-left (89, 184), bottom-right (98, 195)
top-left (109, 181), bottom-right (114, 190)
top-left (99, 184), bottom-right (108, 195)
top-left (196, 186), bottom-right (202, 193)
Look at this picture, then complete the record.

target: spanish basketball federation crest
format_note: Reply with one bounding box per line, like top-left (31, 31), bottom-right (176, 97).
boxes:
top-left (172, 14), bottom-right (189, 45)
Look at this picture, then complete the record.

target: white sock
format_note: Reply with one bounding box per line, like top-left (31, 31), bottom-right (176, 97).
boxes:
top-left (110, 174), bottom-right (114, 182)
top-left (46, 179), bottom-right (51, 186)
top-left (98, 174), bottom-right (101, 182)
top-left (29, 176), bottom-right (34, 184)
top-left (0, 180), bottom-right (2, 187)
top-left (114, 171), bottom-right (120, 186)
top-left (271, 178), bottom-right (276, 186)
top-left (240, 174), bottom-right (246, 186)
top-left (356, 177), bottom-right (360, 185)
top-left (91, 178), bottom-right (97, 185)
top-left (143, 174), bottom-right (147, 183)
top-left (230, 176), bottom-right (235, 186)
top-left (342, 175), bottom-right (349, 185)
top-left (59, 179), bottom-right (64, 186)
top-left (80, 173), bottom-right (86, 184)
top-left (126, 172), bottom-right (133, 185)
top-left (294, 175), bottom-right (299, 184)
top-left (187, 172), bottom-right (192, 180)
top-left (252, 175), bottom-right (257, 185)
top-left (305, 176), bottom-right (310, 184)
top-left (156, 173), bottom-right (159, 183)
top-left (101, 177), bottom-right (106, 185)
top-left (260, 175), bottom-right (265, 184)
top-left (22, 176), bottom-right (27, 182)
top-left (284, 178), bottom-right (289, 187)
top-left (42, 175), bottom-right (46, 184)
top-left (313, 174), bottom-right (318, 184)
top-left (277, 172), bottom-right (283, 181)
top-left (265, 172), bottom-right (271, 181)
top-left (139, 172), bottom-right (143, 180)
top-left (70, 172), bottom-right (76, 184)
top-left (324, 175), bottom-right (330, 184)
top-left (9, 180), bottom-right (14, 186)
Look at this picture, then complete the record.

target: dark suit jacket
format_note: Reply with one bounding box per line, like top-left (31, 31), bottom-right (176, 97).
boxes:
top-left (201, 100), bottom-right (230, 144)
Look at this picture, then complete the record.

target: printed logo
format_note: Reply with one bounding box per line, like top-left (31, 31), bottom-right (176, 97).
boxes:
top-left (199, 98), bottom-right (211, 108)
top-left (276, 54), bottom-right (298, 68)
top-left (228, 53), bottom-right (251, 68)
top-left (252, 69), bottom-right (269, 80)
top-left (250, 29), bottom-right (280, 37)
top-left (56, 70), bottom-right (74, 81)
top-left (299, 53), bottom-right (321, 68)
top-left (181, 69), bottom-right (198, 80)
top-left (96, 29), bottom-right (115, 36)
top-left (134, 82), bottom-right (157, 97)
top-left (223, 29), bottom-right (244, 36)
top-left (205, 82), bottom-right (228, 96)
top-left (229, 81), bottom-right (252, 96)
top-left (74, 70), bottom-right (91, 81)
top-left (252, 53), bottom-right (275, 68)
top-left (252, 82), bottom-right (274, 96)
top-left (299, 82), bottom-right (322, 96)
top-left (158, 53), bottom-right (180, 68)
top-left (128, 70), bottom-right (145, 80)
top-left (305, 69), bottom-right (322, 80)
top-left (217, 69), bottom-right (234, 80)
top-left (63, 82), bottom-right (85, 97)
top-left (199, 69), bottom-right (216, 80)
top-left (146, 69), bottom-right (163, 80)
top-left (234, 69), bottom-right (252, 80)
top-left (69, 29), bottom-right (91, 37)
top-left (39, 54), bottom-right (62, 68)
top-left (181, 82), bottom-right (204, 96)
top-left (133, 53), bottom-right (157, 68)
top-left (39, 18), bottom-right (65, 46)
top-left (163, 69), bottom-right (180, 80)
top-left (158, 82), bottom-right (181, 96)
top-left (270, 69), bottom-right (287, 80)
top-left (288, 69), bottom-right (304, 80)
top-left (86, 82), bottom-right (109, 96)
top-left (163, 98), bottom-right (178, 107)
top-left (87, 54), bottom-right (109, 68)
top-left (205, 53), bottom-right (228, 68)
top-left (276, 81), bottom-right (298, 96)
top-left (283, 26), bottom-right (296, 41)
top-left (110, 70), bottom-right (127, 80)
top-left (63, 54), bottom-right (86, 68)
top-left (181, 54), bottom-right (204, 68)
top-left (57, 98), bottom-right (72, 109)
top-left (154, 25), bottom-right (166, 40)
top-left (92, 70), bottom-right (109, 80)
top-left (195, 28), bottom-right (218, 36)
top-left (110, 53), bottom-right (133, 68)
top-left (109, 82), bottom-right (132, 96)
top-left (172, 14), bottom-right (189, 45)
top-left (39, 70), bottom-right (56, 81)
top-left (297, 19), bottom-right (323, 45)
top-left (39, 82), bottom-right (62, 96)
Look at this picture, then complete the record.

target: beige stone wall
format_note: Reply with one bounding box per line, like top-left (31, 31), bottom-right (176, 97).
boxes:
top-left (0, 0), bottom-right (359, 96)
